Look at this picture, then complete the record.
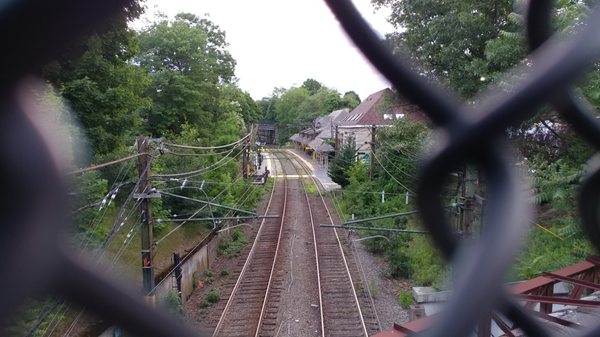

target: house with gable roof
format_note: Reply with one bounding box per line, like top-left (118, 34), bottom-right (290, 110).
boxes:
top-left (335, 88), bottom-right (427, 156)
top-left (290, 88), bottom-right (427, 167)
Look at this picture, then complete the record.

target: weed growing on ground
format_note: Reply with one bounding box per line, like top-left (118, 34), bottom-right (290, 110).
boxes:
top-left (398, 290), bottom-right (414, 309)
top-left (218, 228), bottom-right (248, 257)
top-left (368, 279), bottom-right (379, 298)
top-left (207, 290), bottom-right (220, 304)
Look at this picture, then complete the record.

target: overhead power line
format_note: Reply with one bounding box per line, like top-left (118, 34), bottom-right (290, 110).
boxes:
top-left (162, 131), bottom-right (251, 150)
top-left (158, 190), bottom-right (256, 216)
top-left (153, 144), bottom-right (246, 178)
top-left (66, 153), bottom-right (150, 175)
top-left (373, 152), bottom-right (416, 194)
top-left (161, 148), bottom-right (235, 157)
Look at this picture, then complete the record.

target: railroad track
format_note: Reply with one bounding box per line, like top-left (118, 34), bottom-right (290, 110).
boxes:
top-left (212, 152), bottom-right (288, 337)
top-left (282, 150), bottom-right (369, 337)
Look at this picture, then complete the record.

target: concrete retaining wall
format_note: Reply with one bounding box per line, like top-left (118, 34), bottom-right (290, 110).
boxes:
top-left (153, 230), bottom-right (221, 305)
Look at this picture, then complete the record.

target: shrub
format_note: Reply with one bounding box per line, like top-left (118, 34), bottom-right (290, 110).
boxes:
top-left (220, 269), bottom-right (229, 277)
top-left (385, 248), bottom-right (412, 278)
top-left (218, 228), bottom-right (247, 257)
top-left (407, 236), bottom-right (444, 286)
top-left (160, 290), bottom-right (183, 316)
top-left (398, 290), bottom-right (414, 309)
top-left (206, 290), bottom-right (220, 304)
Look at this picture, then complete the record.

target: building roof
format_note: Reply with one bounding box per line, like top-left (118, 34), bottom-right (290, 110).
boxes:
top-left (337, 88), bottom-right (428, 127)
top-left (290, 134), bottom-right (302, 143)
top-left (308, 138), bottom-right (334, 153)
top-left (338, 89), bottom-right (391, 126)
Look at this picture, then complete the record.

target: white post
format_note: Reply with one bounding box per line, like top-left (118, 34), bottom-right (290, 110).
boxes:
top-left (405, 191), bottom-right (409, 205)
top-left (381, 190), bottom-right (385, 204)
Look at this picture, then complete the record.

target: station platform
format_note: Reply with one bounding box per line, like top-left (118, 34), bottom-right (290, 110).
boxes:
top-left (286, 149), bottom-right (341, 192)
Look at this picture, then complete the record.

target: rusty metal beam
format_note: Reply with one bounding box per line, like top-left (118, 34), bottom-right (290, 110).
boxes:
top-left (393, 323), bottom-right (414, 335)
top-left (477, 314), bottom-right (492, 337)
top-left (517, 294), bottom-right (600, 307)
top-left (539, 285), bottom-right (553, 314)
top-left (543, 272), bottom-right (600, 292)
top-left (492, 313), bottom-right (516, 337)
top-left (511, 261), bottom-right (595, 294)
top-left (528, 309), bottom-right (582, 328)
top-left (585, 255), bottom-right (600, 266)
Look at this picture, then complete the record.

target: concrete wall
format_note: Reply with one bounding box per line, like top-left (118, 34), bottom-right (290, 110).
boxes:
top-left (153, 231), bottom-right (221, 305)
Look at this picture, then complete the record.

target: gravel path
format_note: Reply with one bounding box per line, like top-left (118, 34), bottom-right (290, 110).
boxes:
top-left (349, 238), bottom-right (411, 331)
top-left (269, 178), bottom-right (320, 337)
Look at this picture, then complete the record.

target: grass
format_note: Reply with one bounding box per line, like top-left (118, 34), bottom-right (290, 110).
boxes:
top-left (398, 290), bottom-right (414, 309)
top-left (368, 279), bottom-right (380, 298)
top-left (218, 228), bottom-right (248, 258)
top-left (303, 179), bottom-right (319, 196)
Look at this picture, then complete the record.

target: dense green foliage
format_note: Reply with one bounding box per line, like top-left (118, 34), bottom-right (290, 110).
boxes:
top-left (258, 79), bottom-right (361, 143)
top-left (138, 13), bottom-right (239, 135)
top-left (161, 290), bottom-right (184, 317)
top-left (331, 119), bottom-right (447, 285)
top-left (8, 7), bottom-right (269, 336)
top-left (323, 0), bottom-right (600, 289)
top-left (328, 135), bottom-right (357, 187)
top-left (372, 0), bottom-right (518, 97)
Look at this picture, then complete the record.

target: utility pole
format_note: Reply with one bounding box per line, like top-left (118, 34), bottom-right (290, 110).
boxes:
top-left (370, 125), bottom-right (376, 180)
top-left (137, 136), bottom-right (155, 303)
top-left (461, 164), bottom-right (477, 237)
top-left (242, 137), bottom-right (248, 178)
top-left (335, 125), bottom-right (339, 151)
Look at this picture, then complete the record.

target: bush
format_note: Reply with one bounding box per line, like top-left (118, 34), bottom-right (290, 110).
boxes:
top-left (204, 270), bottom-right (214, 285)
top-left (160, 290), bottom-right (183, 316)
top-left (206, 290), bottom-right (220, 304)
top-left (407, 236), bottom-right (444, 286)
top-left (385, 248), bottom-right (412, 278)
top-left (218, 228), bottom-right (247, 257)
top-left (193, 272), bottom-right (201, 289)
top-left (398, 290), bottom-right (414, 309)
top-left (220, 269), bottom-right (229, 277)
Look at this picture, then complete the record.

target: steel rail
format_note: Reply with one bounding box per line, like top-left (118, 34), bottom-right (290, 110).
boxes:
top-left (253, 151), bottom-right (291, 337)
top-left (211, 155), bottom-right (286, 337)
top-left (284, 150), bottom-right (369, 337)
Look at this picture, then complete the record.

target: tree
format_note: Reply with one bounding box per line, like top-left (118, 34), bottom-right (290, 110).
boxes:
top-left (376, 118), bottom-right (429, 192)
top-left (43, 0), bottom-right (149, 158)
top-left (342, 91), bottom-right (361, 109)
top-left (328, 136), bottom-right (357, 187)
top-left (273, 87), bottom-right (311, 142)
top-left (373, 0), bottom-right (516, 97)
top-left (138, 13), bottom-right (236, 135)
top-left (301, 78), bottom-right (323, 95)
top-left (220, 85), bottom-right (261, 124)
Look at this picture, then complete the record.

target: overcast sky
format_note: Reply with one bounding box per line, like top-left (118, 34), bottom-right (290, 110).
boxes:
top-left (134, 0), bottom-right (394, 101)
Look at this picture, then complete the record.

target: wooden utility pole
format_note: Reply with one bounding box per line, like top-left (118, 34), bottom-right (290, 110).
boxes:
top-left (242, 138), bottom-right (249, 178)
top-left (370, 125), bottom-right (376, 180)
top-left (137, 137), bottom-right (155, 301)
top-left (461, 164), bottom-right (477, 236)
top-left (335, 125), bottom-right (339, 151)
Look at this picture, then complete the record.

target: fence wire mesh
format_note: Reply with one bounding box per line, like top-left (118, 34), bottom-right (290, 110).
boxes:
top-left (2, 0), bottom-right (600, 336)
